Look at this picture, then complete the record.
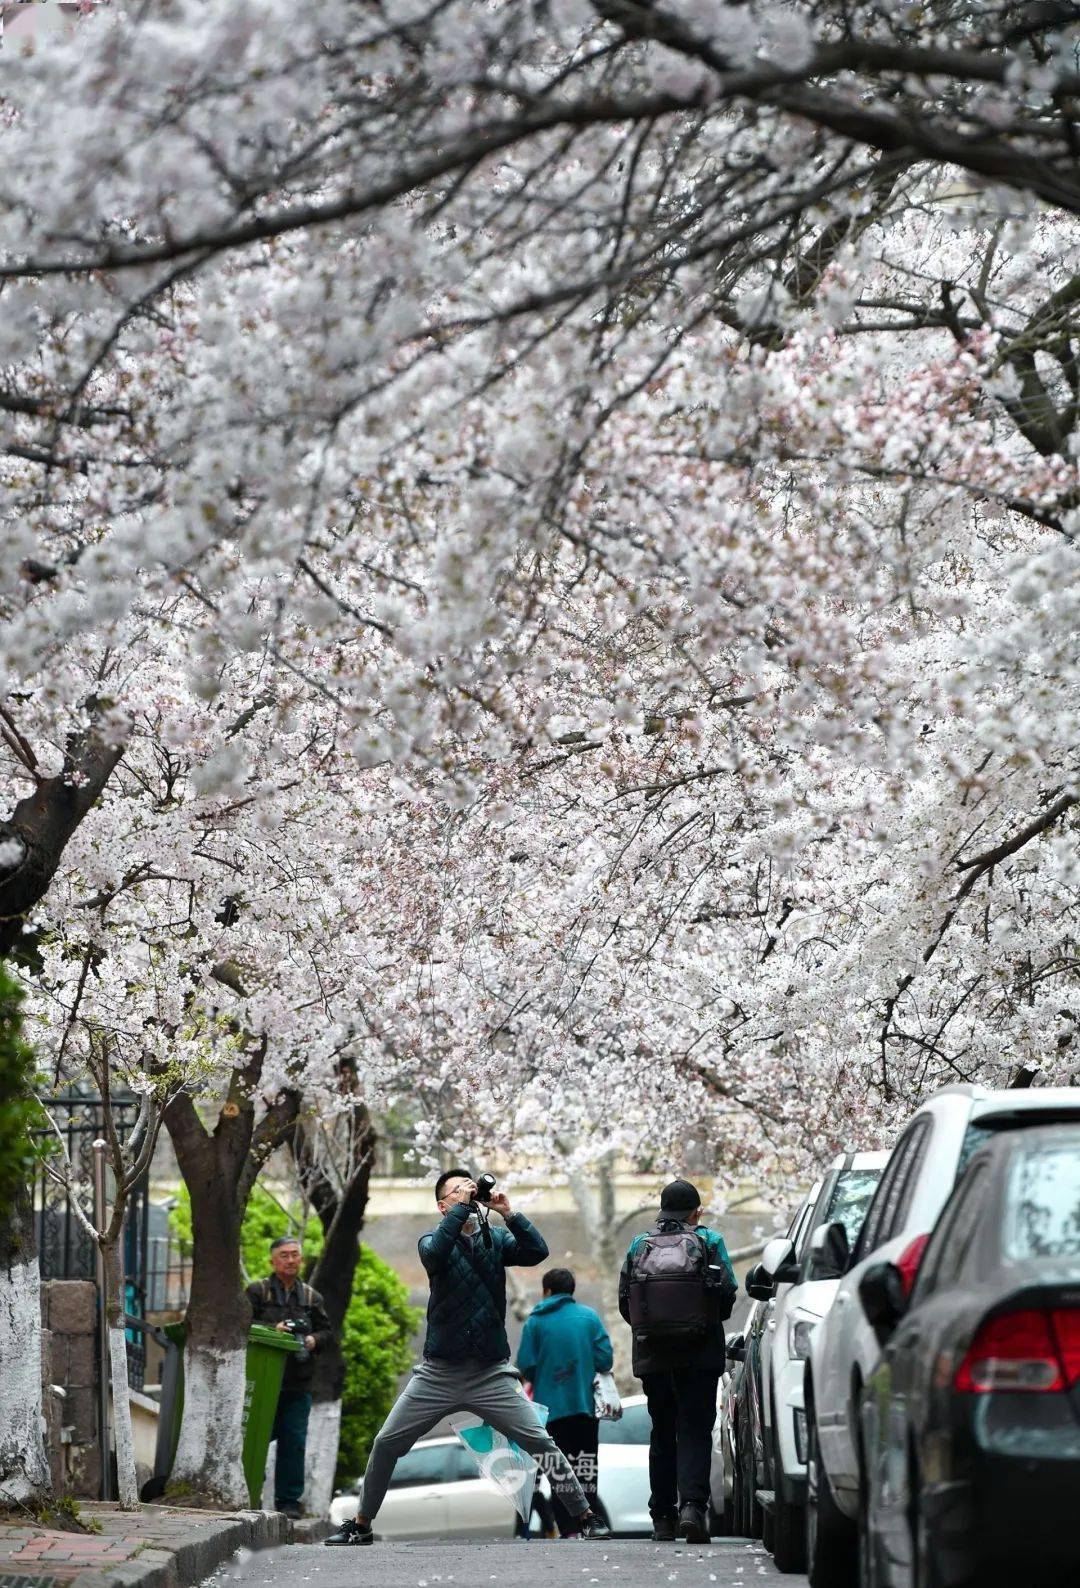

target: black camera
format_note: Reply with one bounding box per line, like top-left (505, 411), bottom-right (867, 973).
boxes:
top-left (282, 1317), bottom-right (311, 1363)
top-left (473, 1173), bottom-right (497, 1204)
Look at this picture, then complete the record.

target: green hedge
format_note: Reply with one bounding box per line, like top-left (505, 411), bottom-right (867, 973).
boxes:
top-left (0, 961), bottom-right (40, 1222)
top-left (173, 1183), bottom-right (419, 1481)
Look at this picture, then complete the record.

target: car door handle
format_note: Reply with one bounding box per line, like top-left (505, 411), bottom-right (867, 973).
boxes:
top-left (835, 1294), bottom-right (848, 1307)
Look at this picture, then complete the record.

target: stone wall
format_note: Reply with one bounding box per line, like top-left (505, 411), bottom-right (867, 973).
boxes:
top-left (40, 1280), bottom-right (101, 1497)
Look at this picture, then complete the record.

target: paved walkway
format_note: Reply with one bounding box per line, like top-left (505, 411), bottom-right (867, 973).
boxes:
top-left (213, 1538), bottom-right (800, 1588)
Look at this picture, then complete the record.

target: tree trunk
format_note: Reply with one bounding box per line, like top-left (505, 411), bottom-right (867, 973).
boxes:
top-left (0, 1184), bottom-right (51, 1505)
top-left (295, 1102), bottom-right (375, 1514)
top-left (101, 1235), bottom-right (139, 1509)
top-left (161, 1072), bottom-right (300, 1509)
top-left (567, 1157), bottom-right (636, 1391)
top-left (0, 705), bottom-right (126, 956)
top-left (163, 1104), bottom-right (250, 1509)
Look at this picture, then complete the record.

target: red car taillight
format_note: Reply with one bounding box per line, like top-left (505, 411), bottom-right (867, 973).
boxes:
top-left (955, 1307), bottom-right (1080, 1394)
top-left (895, 1234), bottom-right (929, 1299)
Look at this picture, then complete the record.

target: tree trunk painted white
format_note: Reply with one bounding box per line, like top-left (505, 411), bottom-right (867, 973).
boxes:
top-left (304, 1398), bottom-right (341, 1517)
top-left (101, 1238), bottom-right (139, 1509)
top-left (566, 1157), bottom-right (636, 1391)
top-left (170, 1342), bottom-right (249, 1509)
top-left (0, 1240), bottom-right (51, 1504)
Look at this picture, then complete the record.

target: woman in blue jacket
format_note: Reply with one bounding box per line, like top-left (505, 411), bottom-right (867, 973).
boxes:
top-left (517, 1268), bottom-right (614, 1536)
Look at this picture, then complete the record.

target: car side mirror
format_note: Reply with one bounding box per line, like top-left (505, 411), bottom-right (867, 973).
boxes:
top-left (858, 1261), bottom-right (908, 1344)
top-left (726, 1331), bottom-right (745, 1362)
top-left (806, 1220), bottom-right (850, 1281)
top-left (745, 1262), bottom-right (776, 1302)
top-left (760, 1236), bottom-right (800, 1286)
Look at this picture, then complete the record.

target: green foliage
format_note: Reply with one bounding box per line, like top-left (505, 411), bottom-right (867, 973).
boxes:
top-left (336, 1245), bottom-right (420, 1482)
top-left (171, 1182), bottom-right (420, 1481)
top-left (0, 961), bottom-right (42, 1221)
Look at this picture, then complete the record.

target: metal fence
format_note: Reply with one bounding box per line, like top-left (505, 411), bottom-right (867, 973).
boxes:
top-left (33, 1093), bottom-right (153, 1388)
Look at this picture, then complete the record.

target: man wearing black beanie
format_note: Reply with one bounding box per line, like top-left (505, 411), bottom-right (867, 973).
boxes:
top-left (618, 1179), bottom-right (736, 1543)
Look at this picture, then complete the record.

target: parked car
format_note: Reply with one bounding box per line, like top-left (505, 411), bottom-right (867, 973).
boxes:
top-left (710, 1334), bottom-right (744, 1535)
top-left (329, 1396), bottom-right (653, 1538)
top-left (753, 1149), bottom-right (886, 1573)
top-left (804, 1083), bottom-right (1080, 1588)
top-left (730, 1187), bottom-right (820, 1541)
top-left (858, 1123), bottom-right (1080, 1587)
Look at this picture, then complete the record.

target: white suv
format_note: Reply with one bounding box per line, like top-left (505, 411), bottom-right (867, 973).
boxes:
top-left (754, 1150), bottom-right (886, 1573)
top-left (804, 1084), bottom-right (1080, 1587)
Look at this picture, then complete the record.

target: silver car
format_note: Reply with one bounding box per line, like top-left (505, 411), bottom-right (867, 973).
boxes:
top-left (329, 1395), bottom-right (653, 1538)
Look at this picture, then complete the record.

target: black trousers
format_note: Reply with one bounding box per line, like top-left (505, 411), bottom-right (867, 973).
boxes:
top-left (641, 1369), bottom-right (719, 1514)
top-left (547, 1412), bottom-right (600, 1536)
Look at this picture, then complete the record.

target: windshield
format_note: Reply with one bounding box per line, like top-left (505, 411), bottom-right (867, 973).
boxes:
top-left (1003, 1141), bottom-right (1080, 1261)
top-left (824, 1168), bottom-right (882, 1245)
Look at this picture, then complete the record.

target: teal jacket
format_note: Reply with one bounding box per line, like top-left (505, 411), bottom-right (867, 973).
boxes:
top-left (618, 1220), bottom-right (736, 1376)
top-left (517, 1293), bottom-right (614, 1421)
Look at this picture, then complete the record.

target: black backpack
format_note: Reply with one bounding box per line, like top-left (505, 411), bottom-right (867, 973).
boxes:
top-left (628, 1223), bottom-right (725, 1338)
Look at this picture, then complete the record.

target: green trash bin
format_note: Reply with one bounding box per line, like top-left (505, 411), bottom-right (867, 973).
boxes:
top-left (163, 1321), bottom-right (301, 1506)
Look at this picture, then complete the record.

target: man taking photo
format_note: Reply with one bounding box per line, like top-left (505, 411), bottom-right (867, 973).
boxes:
top-left (325, 1169), bottom-right (610, 1545)
top-left (247, 1235), bottom-right (332, 1519)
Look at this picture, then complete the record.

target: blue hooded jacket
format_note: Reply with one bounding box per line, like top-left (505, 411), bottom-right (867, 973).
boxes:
top-left (516, 1292), bottom-right (614, 1422)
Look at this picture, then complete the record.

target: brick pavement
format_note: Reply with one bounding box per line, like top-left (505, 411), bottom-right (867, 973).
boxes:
top-left (0, 1505), bottom-right (290, 1588)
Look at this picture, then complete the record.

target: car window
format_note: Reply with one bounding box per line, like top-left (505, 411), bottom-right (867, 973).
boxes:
top-left (386, 1444), bottom-right (457, 1487)
top-left (855, 1120), bottom-right (930, 1259)
top-left (789, 1194), bottom-right (817, 1258)
top-left (913, 1164), bottom-right (988, 1301)
top-left (956, 1122), bottom-right (993, 1178)
top-left (888, 1119), bottom-right (932, 1237)
top-left (823, 1168), bottom-right (883, 1248)
top-left (1003, 1142), bottom-right (1080, 1260)
top-left (599, 1401), bottom-right (652, 1444)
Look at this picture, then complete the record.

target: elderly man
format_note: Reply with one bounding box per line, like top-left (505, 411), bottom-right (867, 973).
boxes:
top-left (247, 1235), bottom-right (332, 1519)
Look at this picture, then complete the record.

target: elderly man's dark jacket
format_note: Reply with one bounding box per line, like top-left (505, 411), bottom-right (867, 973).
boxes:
top-left (246, 1274), bottom-right (332, 1389)
top-left (419, 1199), bottom-right (548, 1363)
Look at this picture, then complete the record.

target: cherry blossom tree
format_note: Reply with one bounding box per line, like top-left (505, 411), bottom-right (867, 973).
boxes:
top-left (1, 0), bottom-right (1079, 1506)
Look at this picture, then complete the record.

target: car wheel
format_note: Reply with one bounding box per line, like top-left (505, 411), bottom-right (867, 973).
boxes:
top-left (805, 1403), bottom-right (857, 1588)
top-left (770, 1418), bottom-right (806, 1574)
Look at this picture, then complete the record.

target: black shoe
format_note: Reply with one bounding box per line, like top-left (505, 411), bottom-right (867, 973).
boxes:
top-left (579, 1512), bottom-right (612, 1540)
top-left (324, 1517), bottom-right (374, 1546)
top-left (276, 1502), bottom-right (303, 1520)
top-left (678, 1502), bottom-right (709, 1544)
top-left (651, 1512), bottom-right (677, 1542)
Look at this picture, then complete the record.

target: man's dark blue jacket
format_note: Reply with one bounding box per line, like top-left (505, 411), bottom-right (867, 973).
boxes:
top-left (419, 1199), bottom-right (548, 1363)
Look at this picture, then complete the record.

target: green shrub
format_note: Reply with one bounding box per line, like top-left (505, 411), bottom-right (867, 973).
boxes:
top-left (172, 1183), bottom-right (419, 1482)
top-left (0, 961), bottom-right (41, 1221)
top-left (336, 1245), bottom-right (419, 1481)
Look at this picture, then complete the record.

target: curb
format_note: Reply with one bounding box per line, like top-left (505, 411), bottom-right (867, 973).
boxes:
top-left (286, 1521), bottom-right (332, 1545)
top-left (65, 1507), bottom-right (289, 1588)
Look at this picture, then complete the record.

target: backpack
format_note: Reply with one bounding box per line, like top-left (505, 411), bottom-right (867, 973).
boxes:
top-left (627, 1223), bottom-right (714, 1339)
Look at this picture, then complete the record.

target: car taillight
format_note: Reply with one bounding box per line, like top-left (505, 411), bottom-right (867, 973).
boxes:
top-left (895, 1234), bottom-right (929, 1299)
top-left (1051, 1308), bottom-right (1080, 1385)
top-left (955, 1308), bottom-right (1074, 1393)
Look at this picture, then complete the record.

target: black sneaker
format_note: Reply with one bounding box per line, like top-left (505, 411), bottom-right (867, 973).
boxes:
top-left (324, 1517), bottom-right (373, 1546)
top-left (276, 1502), bottom-right (302, 1520)
top-left (579, 1512), bottom-right (612, 1540)
top-left (651, 1512), bottom-right (677, 1542)
top-left (678, 1501), bottom-right (709, 1544)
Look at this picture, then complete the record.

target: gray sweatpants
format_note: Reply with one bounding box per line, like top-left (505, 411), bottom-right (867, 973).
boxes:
top-left (358, 1357), bottom-right (590, 1523)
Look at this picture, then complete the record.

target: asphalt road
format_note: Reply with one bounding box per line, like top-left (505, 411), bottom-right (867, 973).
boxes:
top-left (211, 1539), bottom-right (804, 1588)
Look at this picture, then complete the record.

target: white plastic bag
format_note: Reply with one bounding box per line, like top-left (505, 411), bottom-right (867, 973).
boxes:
top-left (593, 1371), bottom-right (622, 1420)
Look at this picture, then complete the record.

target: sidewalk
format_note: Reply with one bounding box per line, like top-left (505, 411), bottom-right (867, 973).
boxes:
top-left (0, 1504), bottom-right (324, 1588)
